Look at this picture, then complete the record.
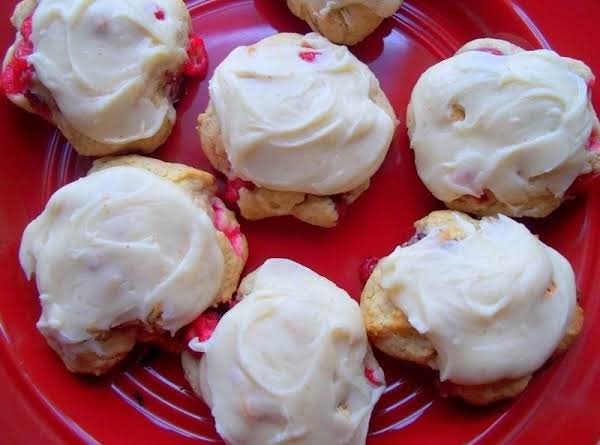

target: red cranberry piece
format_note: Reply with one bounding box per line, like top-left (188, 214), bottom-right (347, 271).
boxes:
top-left (20, 16), bottom-right (33, 40)
top-left (2, 59), bottom-right (31, 95)
top-left (1, 15), bottom-right (35, 95)
top-left (2, 48), bottom-right (33, 95)
top-left (154, 7), bottom-right (165, 20)
top-left (184, 310), bottom-right (221, 354)
top-left (359, 256), bottom-right (380, 285)
top-left (223, 177), bottom-right (255, 203)
top-left (299, 51), bottom-right (320, 62)
top-left (475, 47), bottom-right (503, 56)
top-left (183, 35), bottom-right (209, 79)
top-left (365, 367), bottom-right (384, 386)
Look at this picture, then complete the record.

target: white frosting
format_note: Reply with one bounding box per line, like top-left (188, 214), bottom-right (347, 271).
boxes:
top-left (191, 259), bottom-right (384, 445)
top-left (306, 0), bottom-right (403, 17)
top-left (29, 0), bottom-right (189, 144)
top-left (379, 213), bottom-right (576, 385)
top-left (210, 33), bottom-right (396, 195)
top-left (19, 166), bottom-right (225, 345)
top-left (409, 49), bottom-right (596, 210)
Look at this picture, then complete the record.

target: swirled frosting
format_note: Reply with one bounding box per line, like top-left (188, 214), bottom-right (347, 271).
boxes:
top-left (19, 166), bottom-right (224, 345)
top-left (379, 213), bottom-right (576, 385)
top-left (209, 32), bottom-right (396, 195)
top-left (28, 0), bottom-right (190, 144)
top-left (408, 47), bottom-right (596, 210)
top-left (190, 259), bottom-right (384, 445)
top-left (305, 0), bottom-right (403, 17)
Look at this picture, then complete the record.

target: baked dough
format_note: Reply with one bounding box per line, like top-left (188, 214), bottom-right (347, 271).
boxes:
top-left (198, 32), bottom-right (397, 227)
top-left (407, 38), bottom-right (600, 218)
top-left (287, 0), bottom-right (404, 45)
top-left (2, 0), bottom-right (192, 156)
top-left (361, 210), bottom-right (583, 405)
top-left (19, 155), bottom-right (247, 375)
top-left (183, 259), bottom-right (384, 445)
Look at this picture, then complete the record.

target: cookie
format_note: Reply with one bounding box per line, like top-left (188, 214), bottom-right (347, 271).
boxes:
top-left (407, 38), bottom-right (600, 218)
top-left (287, 0), bottom-right (404, 45)
top-left (182, 259), bottom-right (384, 445)
top-left (198, 32), bottom-right (397, 227)
top-left (2, 0), bottom-right (206, 156)
top-left (19, 155), bottom-right (247, 375)
top-left (360, 210), bottom-right (583, 405)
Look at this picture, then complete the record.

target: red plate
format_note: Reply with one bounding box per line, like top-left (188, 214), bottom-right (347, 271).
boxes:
top-left (1, 0), bottom-right (599, 443)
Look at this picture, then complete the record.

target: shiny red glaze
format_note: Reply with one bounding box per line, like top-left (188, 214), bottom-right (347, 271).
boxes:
top-left (183, 35), bottom-right (209, 78)
top-left (0, 0), bottom-right (600, 444)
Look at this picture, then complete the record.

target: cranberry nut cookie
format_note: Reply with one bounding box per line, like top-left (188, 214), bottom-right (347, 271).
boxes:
top-left (19, 156), bottom-right (247, 376)
top-left (361, 210), bottom-right (583, 405)
top-left (199, 32), bottom-right (397, 227)
top-left (407, 38), bottom-right (600, 218)
top-left (182, 259), bottom-right (384, 445)
top-left (2, 0), bottom-right (208, 156)
top-left (287, 0), bottom-right (404, 45)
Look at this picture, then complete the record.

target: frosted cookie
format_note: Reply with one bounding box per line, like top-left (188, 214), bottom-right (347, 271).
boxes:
top-left (182, 259), bottom-right (384, 445)
top-left (199, 32), bottom-right (397, 227)
top-left (287, 0), bottom-right (403, 45)
top-left (19, 155), bottom-right (247, 376)
top-left (2, 0), bottom-right (208, 156)
top-left (360, 210), bottom-right (583, 405)
top-left (407, 38), bottom-right (600, 218)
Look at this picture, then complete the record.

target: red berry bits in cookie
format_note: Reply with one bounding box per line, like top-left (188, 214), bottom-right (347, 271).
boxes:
top-left (184, 35), bottom-right (209, 79)
top-left (154, 6), bottom-right (165, 20)
top-left (20, 15), bottom-right (33, 40)
top-left (359, 256), bottom-right (380, 285)
top-left (184, 310), bottom-right (221, 355)
top-left (365, 367), bottom-right (384, 386)
top-left (223, 177), bottom-right (255, 204)
top-left (1, 15), bottom-right (34, 95)
top-left (210, 198), bottom-right (245, 258)
top-left (299, 51), bottom-right (321, 62)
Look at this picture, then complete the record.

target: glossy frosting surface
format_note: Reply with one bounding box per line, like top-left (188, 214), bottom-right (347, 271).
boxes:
top-left (29, 0), bottom-right (189, 143)
top-left (20, 166), bottom-right (225, 344)
top-left (210, 33), bottom-right (395, 195)
top-left (191, 259), bottom-right (384, 445)
top-left (380, 213), bottom-right (576, 385)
